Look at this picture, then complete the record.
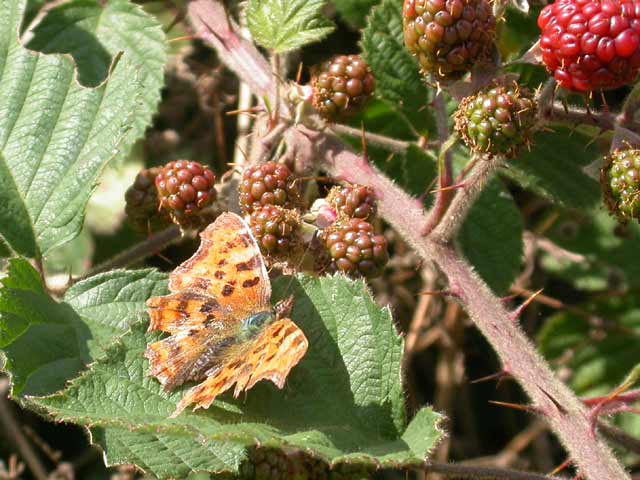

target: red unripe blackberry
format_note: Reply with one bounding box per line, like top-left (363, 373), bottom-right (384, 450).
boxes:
top-left (124, 167), bottom-right (169, 232)
top-left (249, 205), bottom-right (301, 256)
top-left (538, 0), bottom-right (640, 92)
top-left (326, 184), bottom-right (377, 220)
top-left (323, 218), bottom-right (389, 278)
top-left (454, 84), bottom-right (537, 157)
top-left (311, 55), bottom-right (375, 121)
top-left (239, 162), bottom-right (300, 214)
top-left (403, 0), bottom-right (496, 81)
top-left (601, 148), bottom-right (640, 222)
top-left (155, 160), bottom-right (216, 226)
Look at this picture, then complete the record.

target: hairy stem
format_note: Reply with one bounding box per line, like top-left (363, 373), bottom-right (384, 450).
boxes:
top-left (186, 3), bottom-right (630, 478)
top-left (430, 155), bottom-right (501, 243)
top-left (329, 123), bottom-right (412, 154)
top-left (85, 225), bottom-right (182, 278)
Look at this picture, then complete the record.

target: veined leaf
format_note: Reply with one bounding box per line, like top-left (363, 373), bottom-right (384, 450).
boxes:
top-left (22, 274), bottom-right (443, 477)
top-left (246, 0), bottom-right (334, 53)
top-left (0, 0), bottom-right (166, 257)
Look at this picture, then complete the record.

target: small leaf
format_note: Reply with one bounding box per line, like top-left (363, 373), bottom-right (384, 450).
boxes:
top-left (246, 0), bottom-right (334, 53)
top-left (459, 179), bottom-right (524, 294)
top-left (25, 274), bottom-right (443, 477)
top-left (502, 128), bottom-right (601, 209)
top-left (0, 0), bottom-right (166, 257)
top-left (360, 0), bottom-right (433, 131)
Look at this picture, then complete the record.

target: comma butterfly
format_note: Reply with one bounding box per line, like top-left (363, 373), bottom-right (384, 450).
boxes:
top-left (145, 212), bottom-right (309, 417)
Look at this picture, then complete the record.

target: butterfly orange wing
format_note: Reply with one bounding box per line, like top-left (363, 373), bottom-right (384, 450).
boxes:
top-left (171, 318), bottom-right (308, 417)
top-left (146, 212), bottom-right (270, 391)
top-left (168, 212), bottom-right (271, 318)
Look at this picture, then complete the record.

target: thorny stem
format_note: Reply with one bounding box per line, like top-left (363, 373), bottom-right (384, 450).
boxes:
top-left (426, 462), bottom-right (565, 480)
top-left (329, 123), bottom-right (412, 154)
top-left (431, 155), bottom-right (501, 243)
top-left (84, 225), bottom-right (182, 278)
top-left (186, 3), bottom-right (631, 478)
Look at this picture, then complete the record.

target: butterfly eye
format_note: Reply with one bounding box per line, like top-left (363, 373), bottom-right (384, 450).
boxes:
top-left (241, 311), bottom-right (274, 336)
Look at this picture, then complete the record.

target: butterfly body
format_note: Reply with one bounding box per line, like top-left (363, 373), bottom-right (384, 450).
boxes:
top-left (145, 212), bottom-right (308, 417)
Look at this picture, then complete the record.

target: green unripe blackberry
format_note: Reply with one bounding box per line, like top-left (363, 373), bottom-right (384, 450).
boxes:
top-left (311, 55), bottom-right (375, 121)
top-left (155, 160), bottom-right (217, 227)
top-left (323, 218), bottom-right (389, 278)
top-left (601, 148), bottom-right (640, 223)
top-left (249, 205), bottom-right (301, 256)
top-left (124, 167), bottom-right (170, 232)
top-left (403, 0), bottom-right (496, 81)
top-left (239, 162), bottom-right (300, 214)
top-left (326, 184), bottom-right (377, 220)
top-left (454, 84), bottom-right (537, 158)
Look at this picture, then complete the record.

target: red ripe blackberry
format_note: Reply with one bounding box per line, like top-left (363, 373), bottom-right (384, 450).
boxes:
top-left (454, 84), bottom-right (537, 157)
top-left (155, 160), bottom-right (216, 227)
top-left (311, 55), bottom-right (375, 121)
top-left (249, 205), bottom-right (301, 256)
top-left (538, 0), bottom-right (640, 92)
top-left (124, 167), bottom-right (169, 232)
top-left (601, 148), bottom-right (640, 222)
top-left (403, 0), bottom-right (496, 81)
top-left (326, 184), bottom-right (377, 220)
top-left (323, 219), bottom-right (389, 278)
top-left (239, 162), bottom-right (300, 214)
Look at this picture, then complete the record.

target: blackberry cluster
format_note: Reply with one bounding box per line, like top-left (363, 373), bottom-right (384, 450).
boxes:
top-left (326, 184), bottom-right (377, 220)
top-left (454, 84), bottom-right (537, 158)
top-left (155, 160), bottom-right (217, 227)
top-left (311, 55), bottom-right (375, 121)
top-left (239, 162), bottom-right (300, 214)
top-left (249, 205), bottom-right (301, 256)
top-left (538, 0), bottom-right (640, 92)
top-left (124, 167), bottom-right (169, 232)
top-left (601, 148), bottom-right (640, 222)
top-left (403, 0), bottom-right (496, 81)
top-left (323, 218), bottom-right (389, 278)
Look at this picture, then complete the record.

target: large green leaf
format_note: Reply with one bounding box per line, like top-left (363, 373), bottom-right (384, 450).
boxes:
top-left (246, 0), bottom-right (334, 53)
top-left (459, 179), bottom-right (524, 294)
top-left (502, 128), bottom-right (601, 209)
top-left (360, 0), bottom-right (433, 131)
top-left (0, 259), bottom-right (168, 396)
top-left (24, 274), bottom-right (443, 477)
top-left (331, 0), bottom-right (380, 29)
top-left (541, 209), bottom-right (640, 291)
top-left (0, 0), bottom-right (166, 258)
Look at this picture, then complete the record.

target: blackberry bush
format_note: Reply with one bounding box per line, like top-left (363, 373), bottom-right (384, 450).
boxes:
top-left (239, 162), bottom-right (300, 214)
top-left (454, 84), bottom-right (537, 157)
top-left (538, 0), bottom-right (640, 91)
top-left (601, 148), bottom-right (640, 222)
top-left (403, 0), bottom-right (496, 81)
top-left (249, 204), bottom-right (301, 256)
top-left (323, 218), bottom-right (389, 277)
top-left (155, 160), bottom-right (217, 227)
top-left (310, 55), bottom-right (375, 121)
top-left (326, 184), bottom-right (377, 220)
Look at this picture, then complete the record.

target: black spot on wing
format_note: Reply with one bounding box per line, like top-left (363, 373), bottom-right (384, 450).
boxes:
top-left (192, 277), bottom-right (212, 291)
top-left (200, 298), bottom-right (221, 314)
top-left (236, 255), bottom-right (260, 272)
top-left (222, 284), bottom-right (235, 296)
top-left (242, 276), bottom-right (261, 288)
top-left (214, 270), bottom-right (225, 279)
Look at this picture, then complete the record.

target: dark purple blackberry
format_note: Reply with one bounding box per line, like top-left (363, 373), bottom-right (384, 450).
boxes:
top-left (239, 162), bottom-right (300, 214)
top-left (249, 205), bottom-right (301, 256)
top-left (327, 184), bottom-right (377, 220)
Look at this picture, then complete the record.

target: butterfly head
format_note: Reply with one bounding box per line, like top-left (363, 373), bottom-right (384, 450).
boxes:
top-left (239, 311), bottom-right (274, 340)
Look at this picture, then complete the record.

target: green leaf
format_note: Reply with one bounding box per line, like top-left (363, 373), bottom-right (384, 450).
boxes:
top-left (541, 209), bottom-right (640, 291)
top-left (331, 0), bottom-right (380, 29)
top-left (361, 0), bottom-right (433, 131)
top-left (502, 128), bottom-right (601, 209)
top-left (379, 145), bottom-right (437, 197)
top-left (0, 260), bottom-right (168, 396)
top-left (246, 0), bottom-right (334, 53)
top-left (0, 0), bottom-right (166, 257)
top-left (459, 179), bottom-right (524, 294)
top-left (27, 275), bottom-right (443, 477)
